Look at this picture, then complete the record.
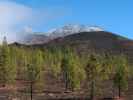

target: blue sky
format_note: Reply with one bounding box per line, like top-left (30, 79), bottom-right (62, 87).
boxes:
top-left (0, 0), bottom-right (133, 40)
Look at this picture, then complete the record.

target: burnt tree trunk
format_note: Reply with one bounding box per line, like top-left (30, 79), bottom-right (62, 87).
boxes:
top-left (90, 80), bottom-right (95, 100)
top-left (30, 81), bottom-right (33, 100)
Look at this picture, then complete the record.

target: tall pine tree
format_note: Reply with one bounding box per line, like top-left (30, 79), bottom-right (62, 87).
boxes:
top-left (61, 48), bottom-right (85, 91)
top-left (113, 55), bottom-right (130, 98)
top-left (25, 49), bottom-right (44, 100)
top-left (0, 37), bottom-right (16, 86)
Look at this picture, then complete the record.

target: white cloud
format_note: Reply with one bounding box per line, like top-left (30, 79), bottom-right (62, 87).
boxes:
top-left (23, 26), bottom-right (33, 33)
top-left (0, 1), bottom-right (63, 43)
top-left (0, 1), bottom-right (33, 43)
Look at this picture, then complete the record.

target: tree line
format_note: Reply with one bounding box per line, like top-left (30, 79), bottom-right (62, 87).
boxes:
top-left (0, 38), bottom-right (132, 100)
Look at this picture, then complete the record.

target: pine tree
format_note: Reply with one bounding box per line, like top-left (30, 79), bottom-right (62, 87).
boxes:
top-left (85, 54), bottom-right (98, 100)
top-left (8, 46), bottom-right (17, 84)
top-left (113, 55), bottom-right (130, 98)
top-left (15, 47), bottom-right (29, 80)
top-left (61, 48), bottom-right (85, 91)
top-left (85, 53), bottom-right (112, 100)
top-left (101, 53), bottom-right (114, 79)
top-left (25, 49), bottom-right (44, 100)
top-left (50, 48), bottom-right (63, 77)
top-left (0, 37), bottom-right (16, 86)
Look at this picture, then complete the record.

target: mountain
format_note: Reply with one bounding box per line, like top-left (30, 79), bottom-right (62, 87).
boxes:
top-left (46, 31), bottom-right (128, 49)
top-left (18, 32), bottom-right (49, 45)
top-left (13, 28), bottom-right (133, 59)
top-left (13, 24), bottom-right (133, 65)
top-left (17, 25), bottom-right (105, 44)
top-left (48, 24), bottom-right (104, 39)
top-left (15, 24), bottom-right (132, 56)
top-left (45, 31), bottom-right (133, 64)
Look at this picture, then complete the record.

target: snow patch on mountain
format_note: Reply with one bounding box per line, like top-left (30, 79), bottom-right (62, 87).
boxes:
top-left (14, 24), bottom-right (104, 44)
top-left (48, 24), bottom-right (104, 38)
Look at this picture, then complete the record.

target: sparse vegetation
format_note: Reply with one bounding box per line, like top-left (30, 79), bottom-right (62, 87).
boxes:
top-left (0, 37), bottom-right (132, 100)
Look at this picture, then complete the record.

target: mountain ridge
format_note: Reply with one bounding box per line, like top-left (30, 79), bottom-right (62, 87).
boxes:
top-left (17, 24), bottom-right (131, 45)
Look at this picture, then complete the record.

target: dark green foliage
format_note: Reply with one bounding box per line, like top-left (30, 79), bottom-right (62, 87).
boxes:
top-left (49, 48), bottom-right (63, 77)
top-left (85, 53), bottom-right (116, 100)
top-left (25, 49), bottom-right (44, 100)
top-left (0, 37), bottom-right (132, 99)
top-left (25, 49), bottom-right (44, 84)
top-left (85, 54), bottom-right (100, 100)
top-left (0, 37), bottom-right (17, 86)
top-left (61, 48), bottom-right (85, 90)
top-left (113, 55), bottom-right (130, 98)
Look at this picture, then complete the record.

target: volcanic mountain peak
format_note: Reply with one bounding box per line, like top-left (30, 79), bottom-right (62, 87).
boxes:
top-left (48, 24), bottom-right (104, 38)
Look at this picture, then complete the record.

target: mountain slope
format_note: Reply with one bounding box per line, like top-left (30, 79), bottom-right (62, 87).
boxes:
top-left (46, 31), bottom-right (128, 49)
top-left (12, 25), bottom-right (133, 64)
top-left (48, 24), bottom-right (104, 39)
top-left (18, 25), bottom-right (129, 46)
top-left (17, 25), bottom-right (104, 45)
top-left (45, 31), bottom-right (133, 64)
